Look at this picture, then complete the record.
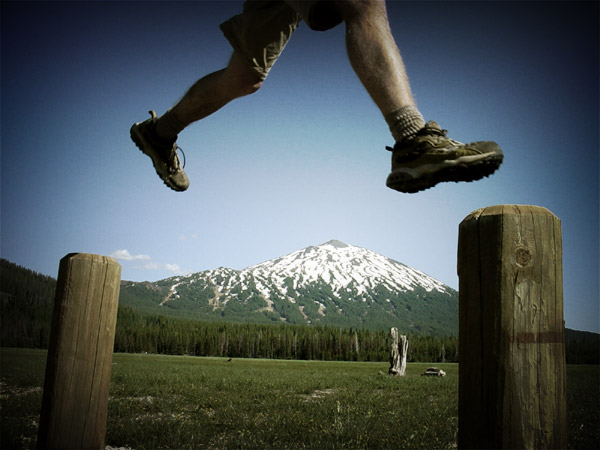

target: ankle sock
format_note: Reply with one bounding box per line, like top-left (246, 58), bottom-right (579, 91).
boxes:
top-left (385, 105), bottom-right (426, 143)
top-left (154, 108), bottom-right (186, 141)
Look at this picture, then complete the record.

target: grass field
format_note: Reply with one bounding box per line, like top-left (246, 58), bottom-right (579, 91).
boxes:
top-left (1, 348), bottom-right (598, 449)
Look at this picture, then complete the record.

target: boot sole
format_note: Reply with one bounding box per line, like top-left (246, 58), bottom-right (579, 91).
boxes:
top-left (386, 147), bottom-right (504, 193)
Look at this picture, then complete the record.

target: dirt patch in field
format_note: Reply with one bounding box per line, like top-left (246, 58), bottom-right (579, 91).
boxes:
top-left (301, 388), bottom-right (336, 402)
top-left (0, 381), bottom-right (42, 399)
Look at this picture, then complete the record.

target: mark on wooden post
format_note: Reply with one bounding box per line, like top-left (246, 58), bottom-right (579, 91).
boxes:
top-left (515, 247), bottom-right (532, 267)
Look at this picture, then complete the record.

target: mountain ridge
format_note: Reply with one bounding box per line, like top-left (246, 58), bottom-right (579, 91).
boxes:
top-left (120, 240), bottom-right (459, 334)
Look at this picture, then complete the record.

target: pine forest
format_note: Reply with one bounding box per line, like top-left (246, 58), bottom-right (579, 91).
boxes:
top-left (1, 259), bottom-right (597, 364)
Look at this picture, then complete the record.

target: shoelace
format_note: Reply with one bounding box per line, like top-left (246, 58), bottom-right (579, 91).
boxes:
top-left (420, 123), bottom-right (446, 137)
top-left (422, 122), bottom-right (465, 146)
top-left (386, 122), bottom-right (463, 156)
top-left (146, 110), bottom-right (186, 173)
top-left (167, 145), bottom-right (186, 174)
top-left (386, 122), bottom-right (446, 152)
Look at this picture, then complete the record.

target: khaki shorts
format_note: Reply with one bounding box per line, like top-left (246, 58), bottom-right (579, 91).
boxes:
top-left (220, 0), bottom-right (343, 80)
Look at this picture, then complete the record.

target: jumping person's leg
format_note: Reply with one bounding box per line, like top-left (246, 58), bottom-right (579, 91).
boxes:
top-left (155, 52), bottom-right (263, 141)
top-left (131, 1), bottom-right (302, 192)
top-left (130, 52), bottom-right (263, 192)
top-left (331, 0), bottom-right (503, 193)
top-left (329, 0), bottom-right (425, 143)
top-left (334, 1), bottom-right (418, 117)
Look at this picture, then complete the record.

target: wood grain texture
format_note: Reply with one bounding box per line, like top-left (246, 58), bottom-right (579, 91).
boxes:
top-left (458, 205), bottom-right (566, 450)
top-left (38, 253), bottom-right (121, 450)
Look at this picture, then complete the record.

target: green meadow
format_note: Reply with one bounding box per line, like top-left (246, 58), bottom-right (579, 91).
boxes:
top-left (1, 348), bottom-right (598, 449)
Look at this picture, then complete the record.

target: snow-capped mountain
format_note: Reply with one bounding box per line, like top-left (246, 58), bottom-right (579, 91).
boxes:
top-left (120, 240), bottom-right (458, 335)
top-left (248, 239), bottom-right (449, 294)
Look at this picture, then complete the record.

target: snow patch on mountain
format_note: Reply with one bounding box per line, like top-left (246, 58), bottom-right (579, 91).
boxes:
top-left (240, 240), bottom-right (448, 299)
top-left (167, 241), bottom-right (448, 300)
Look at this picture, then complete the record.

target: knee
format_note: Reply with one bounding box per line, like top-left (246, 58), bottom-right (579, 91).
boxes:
top-left (224, 57), bottom-right (264, 98)
top-left (224, 69), bottom-right (262, 98)
top-left (237, 77), bottom-right (263, 97)
top-left (223, 70), bottom-right (263, 99)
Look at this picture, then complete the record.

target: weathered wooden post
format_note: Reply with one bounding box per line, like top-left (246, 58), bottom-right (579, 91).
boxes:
top-left (399, 334), bottom-right (408, 376)
top-left (37, 253), bottom-right (121, 450)
top-left (457, 205), bottom-right (567, 449)
top-left (389, 327), bottom-right (408, 376)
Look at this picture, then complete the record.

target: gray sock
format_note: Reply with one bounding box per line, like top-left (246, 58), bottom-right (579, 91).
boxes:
top-left (384, 105), bottom-right (426, 143)
top-left (154, 108), bottom-right (186, 141)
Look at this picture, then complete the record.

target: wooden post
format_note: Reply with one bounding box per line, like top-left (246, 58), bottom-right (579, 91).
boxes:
top-left (399, 334), bottom-right (408, 376)
top-left (457, 205), bottom-right (567, 449)
top-left (37, 253), bottom-right (121, 450)
top-left (389, 327), bottom-right (400, 375)
top-left (389, 328), bottom-right (408, 376)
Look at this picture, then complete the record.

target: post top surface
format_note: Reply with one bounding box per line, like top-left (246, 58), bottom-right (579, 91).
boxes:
top-left (461, 204), bottom-right (558, 224)
top-left (61, 253), bottom-right (121, 267)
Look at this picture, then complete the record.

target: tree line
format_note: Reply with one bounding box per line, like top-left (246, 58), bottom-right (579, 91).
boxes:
top-left (114, 305), bottom-right (458, 362)
top-left (1, 258), bottom-right (597, 364)
top-left (0, 259), bottom-right (55, 349)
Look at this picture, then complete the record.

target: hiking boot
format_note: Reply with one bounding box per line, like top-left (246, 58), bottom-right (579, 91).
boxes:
top-left (130, 111), bottom-right (189, 192)
top-left (386, 121), bottom-right (503, 193)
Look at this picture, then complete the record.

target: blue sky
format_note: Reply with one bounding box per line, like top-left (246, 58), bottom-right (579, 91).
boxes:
top-left (2, 1), bottom-right (598, 333)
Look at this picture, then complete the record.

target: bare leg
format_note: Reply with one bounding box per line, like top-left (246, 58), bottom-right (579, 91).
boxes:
top-left (156, 52), bottom-right (263, 138)
top-left (334, 0), bottom-right (416, 116)
top-left (132, 51), bottom-right (263, 191)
